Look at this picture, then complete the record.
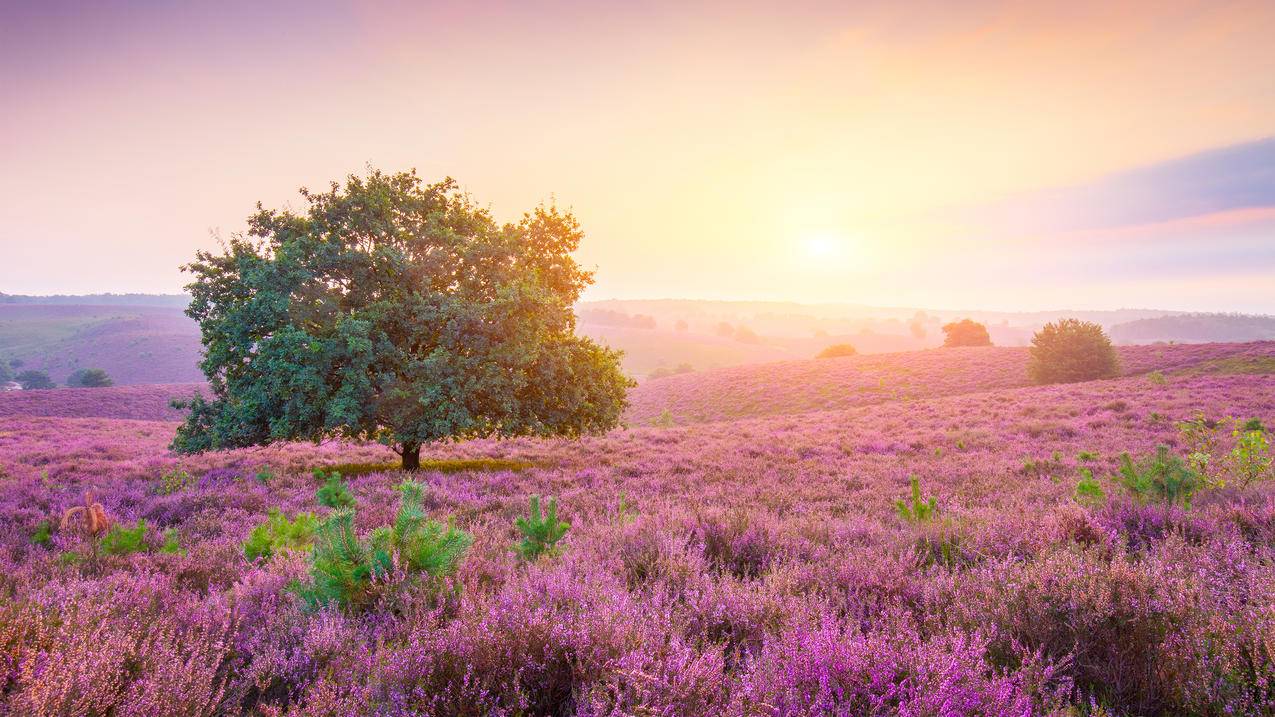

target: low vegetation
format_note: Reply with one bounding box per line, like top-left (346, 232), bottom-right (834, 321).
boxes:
top-left (1028, 318), bottom-right (1120, 384)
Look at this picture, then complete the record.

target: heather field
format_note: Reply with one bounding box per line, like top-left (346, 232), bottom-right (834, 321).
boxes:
top-left (0, 346), bottom-right (1273, 715)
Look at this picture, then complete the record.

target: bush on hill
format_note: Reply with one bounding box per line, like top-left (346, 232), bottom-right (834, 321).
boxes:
top-left (16, 370), bottom-right (55, 390)
top-left (816, 343), bottom-right (857, 359)
top-left (942, 319), bottom-right (992, 347)
top-left (66, 368), bottom-right (114, 388)
top-left (1027, 319), bottom-right (1119, 384)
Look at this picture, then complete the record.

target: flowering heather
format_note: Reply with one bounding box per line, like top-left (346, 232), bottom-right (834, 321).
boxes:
top-left (0, 382), bottom-right (205, 421)
top-left (627, 340), bottom-right (1274, 425)
top-left (0, 346), bottom-right (1272, 714)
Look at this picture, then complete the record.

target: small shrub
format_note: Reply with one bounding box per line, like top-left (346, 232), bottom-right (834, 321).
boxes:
top-left (896, 476), bottom-right (938, 523)
top-left (1147, 370), bottom-right (1166, 385)
top-left (100, 519), bottom-right (149, 556)
top-left (159, 528), bottom-right (185, 556)
top-left (513, 495), bottom-right (570, 562)
top-left (29, 520), bottom-right (51, 547)
top-left (243, 508), bottom-right (319, 562)
top-left (1074, 469), bottom-right (1106, 506)
top-left (1117, 446), bottom-right (1202, 507)
top-left (298, 481), bottom-right (471, 611)
top-left (1230, 426), bottom-right (1272, 487)
top-left (156, 468), bottom-right (194, 495)
top-left (254, 467), bottom-right (274, 485)
top-left (315, 470), bottom-right (355, 509)
top-left (1027, 319), bottom-right (1119, 384)
top-left (816, 343), bottom-right (857, 359)
top-left (653, 409), bottom-right (675, 427)
top-left (1077, 450), bottom-right (1099, 462)
top-left (615, 492), bottom-right (638, 525)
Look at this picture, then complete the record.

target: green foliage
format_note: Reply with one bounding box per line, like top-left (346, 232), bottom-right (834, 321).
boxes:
top-left (941, 319), bottom-right (992, 347)
top-left (653, 409), bottom-right (675, 427)
top-left (254, 467), bottom-right (274, 485)
top-left (0, 360), bottom-right (13, 384)
top-left (1241, 417), bottom-right (1266, 433)
top-left (298, 480), bottom-right (471, 611)
top-left (1027, 319), bottom-right (1120, 384)
top-left (100, 519), bottom-right (149, 556)
top-left (16, 370), bottom-right (55, 390)
top-left (1077, 450), bottom-right (1099, 462)
top-left (1146, 370), bottom-right (1167, 385)
top-left (66, 367), bottom-right (113, 387)
top-left (29, 520), bottom-right (51, 547)
top-left (816, 343), bottom-right (857, 359)
top-left (895, 476), bottom-right (939, 523)
top-left (1230, 427), bottom-right (1272, 487)
top-left (170, 169), bottom-right (633, 470)
top-left (243, 509), bottom-right (319, 562)
top-left (159, 528), bottom-right (185, 556)
top-left (155, 468), bottom-right (193, 495)
top-left (615, 492), bottom-right (638, 525)
top-left (513, 495), bottom-right (571, 562)
top-left (315, 469), bottom-right (355, 509)
top-left (1117, 446), bottom-right (1203, 507)
top-left (1074, 468), bottom-right (1106, 506)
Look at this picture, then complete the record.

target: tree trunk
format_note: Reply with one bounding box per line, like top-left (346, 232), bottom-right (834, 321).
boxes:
top-left (401, 442), bottom-right (421, 471)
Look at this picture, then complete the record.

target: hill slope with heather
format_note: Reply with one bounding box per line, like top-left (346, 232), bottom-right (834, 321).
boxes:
top-left (0, 351), bottom-right (1272, 714)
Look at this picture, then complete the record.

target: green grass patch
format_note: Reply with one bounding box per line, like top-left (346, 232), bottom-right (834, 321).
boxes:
top-left (314, 458), bottom-right (536, 478)
top-left (1174, 356), bottom-right (1275, 376)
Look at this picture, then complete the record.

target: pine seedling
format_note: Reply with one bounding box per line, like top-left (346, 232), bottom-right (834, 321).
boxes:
top-left (244, 508), bottom-right (319, 562)
top-left (316, 470), bottom-right (355, 509)
top-left (1117, 446), bottom-right (1202, 507)
top-left (100, 519), bottom-right (149, 556)
top-left (895, 476), bottom-right (938, 523)
top-left (1074, 468), bottom-right (1106, 506)
top-left (29, 520), bottom-right (52, 547)
top-left (513, 495), bottom-right (570, 562)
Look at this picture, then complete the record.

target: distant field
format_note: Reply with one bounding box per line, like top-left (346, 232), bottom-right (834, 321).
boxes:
top-left (0, 304), bottom-right (203, 385)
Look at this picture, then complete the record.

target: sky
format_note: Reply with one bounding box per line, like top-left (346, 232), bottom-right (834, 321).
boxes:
top-left (2, 0), bottom-right (1274, 312)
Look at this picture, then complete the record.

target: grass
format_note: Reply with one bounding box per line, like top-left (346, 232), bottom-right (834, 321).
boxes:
top-left (314, 458), bottom-right (536, 478)
top-left (1173, 356), bottom-right (1275, 376)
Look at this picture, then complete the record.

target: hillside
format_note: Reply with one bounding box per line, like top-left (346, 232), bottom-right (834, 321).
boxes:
top-left (626, 340), bottom-right (1275, 425)
top-left (0, 354), bottom-right (1271, 714)
top-left (1111, 313), bottom-right (1275, 343)
top-left (0, 304), bottom-right (203, 385)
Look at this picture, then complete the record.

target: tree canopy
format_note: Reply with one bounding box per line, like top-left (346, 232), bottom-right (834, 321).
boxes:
top-left (941, 319), bottom-right (992, 347)
top-left (67, 368), bottom-right (113, 387)
top-left (172, 169), bottom-right (633, 469)
top-left (1027, 319), bottom-right (1120, 384)
top-left (16, 370), bottom-right (55, 390)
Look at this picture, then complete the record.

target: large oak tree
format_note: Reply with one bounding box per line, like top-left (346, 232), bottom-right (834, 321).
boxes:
top-left (172, 170), bottom-right (632, 469)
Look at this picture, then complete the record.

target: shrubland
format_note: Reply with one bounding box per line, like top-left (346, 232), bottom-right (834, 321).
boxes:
top-left (0, 344), bottom-right (1271, 714)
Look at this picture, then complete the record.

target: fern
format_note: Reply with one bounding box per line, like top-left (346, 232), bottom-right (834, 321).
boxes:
top-left (297, 480), bottom-right (471, 611)
top-left (315, 470), bottom-right (355, 509)
top-left (895, 476), bottom-right (938, 523)
top-left (243, 508), bottom-right (319, 562)
top-left (513, 495), bottom-right (570, 562)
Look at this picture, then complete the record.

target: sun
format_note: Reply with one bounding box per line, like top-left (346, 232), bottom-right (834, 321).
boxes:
top-left (798, 231), bottom-right (845, 261)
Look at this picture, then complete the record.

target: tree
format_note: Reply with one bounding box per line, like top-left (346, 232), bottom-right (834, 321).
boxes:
top-left (816, 343), bottom-right (857, 359)
top-left (941, 319), bottom-right (992, 347)
top-left (67, 367), bottom-right (114, 387)
top-left (171, 169), bottom-right (634, 470)
top-left (0, 360), bottom-right (12, 384)
top-left (16, 370), bottom-right (55, 390)
top-left (1027, 319), bottom-right (1119, 384)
